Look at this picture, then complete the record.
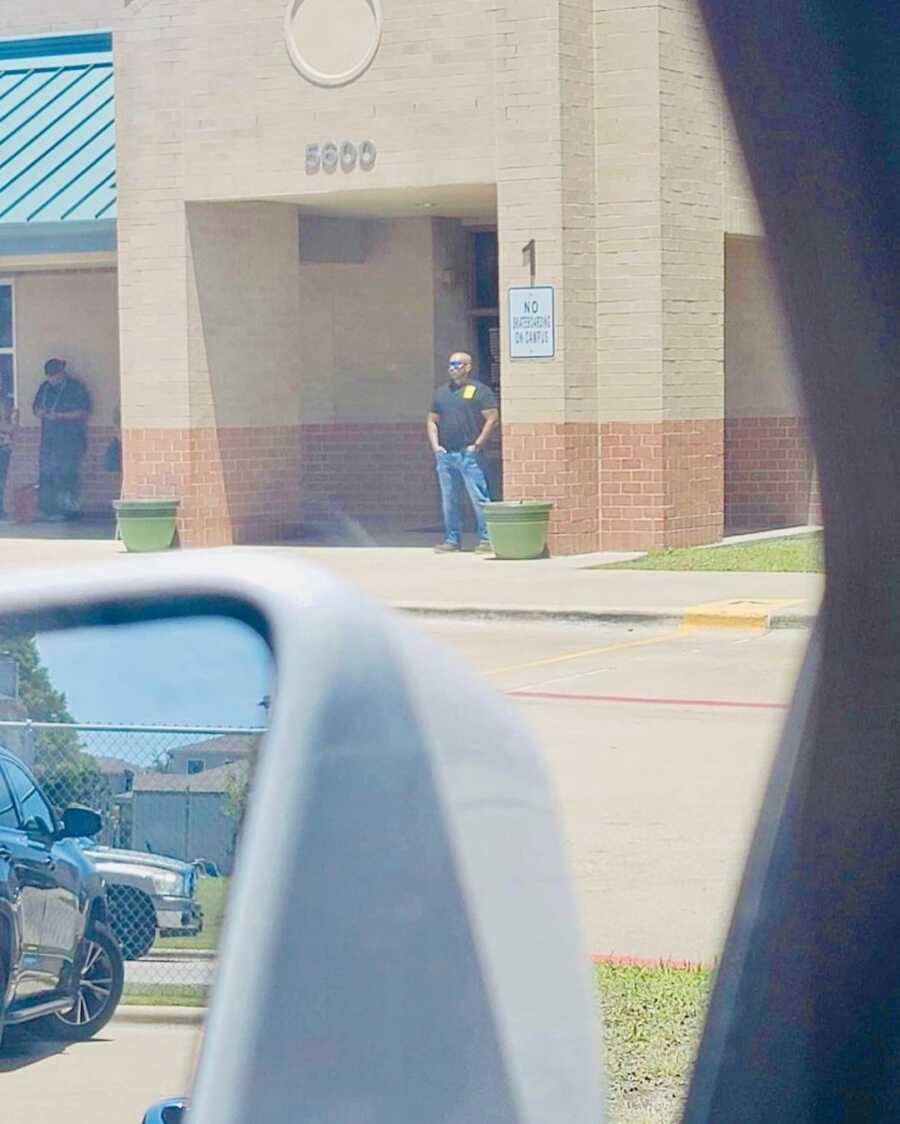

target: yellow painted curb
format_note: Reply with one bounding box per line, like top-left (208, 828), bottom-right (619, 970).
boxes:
top-left (682, 598), bottom-right (806, 631)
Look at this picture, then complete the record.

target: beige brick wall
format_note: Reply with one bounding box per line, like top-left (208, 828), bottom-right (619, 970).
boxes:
top-left (725, 235), bottom-right (799, 418)
top-left (297, 218), bottom-right (437, 424)
top-left (186, 202), bottom-right (303, 430)
top-left (431, 219), bottom-right (475, 387)
top-left (12, 269), bottom-right (120, 423)
top-left (594, 1), bottom-right (663, 424)
top-left (495, 0), bottom-right (566, 426)
top-left (659, 0), bottom-right (723, 424)
top-left (179, 0), bottom-right (498, 203)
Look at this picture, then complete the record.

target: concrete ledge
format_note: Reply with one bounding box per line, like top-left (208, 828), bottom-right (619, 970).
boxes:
top-left (396, 603), bottom-right (685, 628)
top-left (395, 602), bottom-right (815, 631)
top-left (114, 1004), bottom-right (206, 1026)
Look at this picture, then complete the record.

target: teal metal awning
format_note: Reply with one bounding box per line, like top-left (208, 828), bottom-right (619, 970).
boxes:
top-left (0, 33), bottom-right (116, 241)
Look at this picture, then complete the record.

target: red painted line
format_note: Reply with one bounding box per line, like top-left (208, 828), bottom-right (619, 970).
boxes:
top-left (592, 953), bottom-right (712, 971)
top-left (508, 689), bottom-right (788, 711)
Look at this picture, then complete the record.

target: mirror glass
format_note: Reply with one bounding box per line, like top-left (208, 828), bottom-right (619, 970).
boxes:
top-left (0, 611), bottom-right (272, 1113)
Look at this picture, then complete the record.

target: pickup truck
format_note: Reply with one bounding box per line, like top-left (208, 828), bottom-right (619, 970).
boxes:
top-left (76, 842), bottom-right (203, 960)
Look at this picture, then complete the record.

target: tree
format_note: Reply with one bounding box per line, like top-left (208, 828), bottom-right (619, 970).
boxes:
top-left (0, 626), bottom-right (109, 813)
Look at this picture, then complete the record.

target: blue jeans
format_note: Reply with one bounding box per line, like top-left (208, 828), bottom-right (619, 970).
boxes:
top-left (435, 449), bottom-right (490, 545)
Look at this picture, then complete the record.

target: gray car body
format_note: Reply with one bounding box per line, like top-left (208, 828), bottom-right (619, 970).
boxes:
top-left (77, 843), bottom-right (202, 939)
top-left (0, 751), bottom-right (110, 1032)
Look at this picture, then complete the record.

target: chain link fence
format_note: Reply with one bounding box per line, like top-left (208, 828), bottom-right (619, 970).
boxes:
top-left (0, 719), bottom-right (266, 1001)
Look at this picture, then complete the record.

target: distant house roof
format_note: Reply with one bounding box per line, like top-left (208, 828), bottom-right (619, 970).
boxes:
top-left (0, 33), bottom-right (116, 234)
top-left (90, 755), bottom-right (144, 777)
top-left (167, 734), bottom-right (261, 762)
top-left (134, 761), bottom-right (249, 795)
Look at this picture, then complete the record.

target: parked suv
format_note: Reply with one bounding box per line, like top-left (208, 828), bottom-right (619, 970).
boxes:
top-left (75, 842), bottom-right (203, 960)
top-left (0, 748), bottom-right (124, 1043)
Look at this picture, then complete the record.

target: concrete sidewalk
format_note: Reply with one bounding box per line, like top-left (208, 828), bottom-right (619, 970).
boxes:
top-left (253, 544), bottom-right (823, 629)
top-left (0, 531), bottom-right (823, 629)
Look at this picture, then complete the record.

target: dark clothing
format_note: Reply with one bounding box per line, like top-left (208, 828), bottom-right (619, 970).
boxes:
top-left (0, 447), bottom-right (9, 518)
top-left (32, 376), bottom-right (91, 516)
top-left (430, 379), bottom-right (498, 452)
top-left (33, 376), bottom-right (91, 456)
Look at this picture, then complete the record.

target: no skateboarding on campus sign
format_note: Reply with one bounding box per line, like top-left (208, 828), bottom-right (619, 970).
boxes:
top-left (508, 286), bottom-right (555, 359)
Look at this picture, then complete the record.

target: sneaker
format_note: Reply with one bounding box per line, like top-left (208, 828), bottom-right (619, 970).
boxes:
top-left (475, 540), bottom-right (494, 555)
top-left (434, 541), bottom-right (461, 553)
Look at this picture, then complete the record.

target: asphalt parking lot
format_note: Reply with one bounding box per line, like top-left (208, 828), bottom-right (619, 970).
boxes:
top-left (1, 1015), bottom-right (200, 1124)
top-left (2, 617), bottom-right (808, 1115)
top-left (427, 617), bottom-right (807, 963)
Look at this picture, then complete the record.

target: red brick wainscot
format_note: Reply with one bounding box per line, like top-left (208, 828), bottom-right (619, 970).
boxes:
top-left (502, 423), bottom-right (601, 555)
top-left (123, 427), bottom-right (303, 546)
top-left (724, 416), bottom-right (821, 533)
top-left (5, 425), bottom-right (122, 518)
top-left (599, 421), bottom-right (724, 552)
top-left (299, 423), bottom-right (441, 535)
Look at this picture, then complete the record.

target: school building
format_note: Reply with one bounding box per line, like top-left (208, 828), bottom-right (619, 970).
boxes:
top-left (0, 1), bottom-right (819, 553)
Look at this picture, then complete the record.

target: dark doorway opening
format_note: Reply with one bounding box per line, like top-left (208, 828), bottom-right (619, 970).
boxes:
top-left (469, 229), bottom-right (501, 500)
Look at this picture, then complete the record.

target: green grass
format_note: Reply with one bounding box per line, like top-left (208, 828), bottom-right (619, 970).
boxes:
top-left (122, 985), bottom-right (208, 1007)
top-left (597, 963), bottom-right (712, 1124)
top-left (597, 533), bottom-right (823, 573)
top-left (122, 950), bottom-right (712, 1124)
top-left (154, 877), bottom-right (230, 952)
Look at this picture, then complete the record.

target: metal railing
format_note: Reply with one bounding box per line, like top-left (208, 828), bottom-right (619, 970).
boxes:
top-left (0, 720), bottom-right (267, 998)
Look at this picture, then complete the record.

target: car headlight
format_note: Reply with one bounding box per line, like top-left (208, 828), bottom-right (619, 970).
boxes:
top-left (149, 870), bottom-right (184, 895)
top-left (183, 869), bottom-right (195, 897)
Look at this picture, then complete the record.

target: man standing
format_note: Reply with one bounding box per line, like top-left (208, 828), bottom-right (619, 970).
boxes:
top-left (427, 352), bottom-right (499, 553)
top-left (32, 358), bottom-right (92, 520)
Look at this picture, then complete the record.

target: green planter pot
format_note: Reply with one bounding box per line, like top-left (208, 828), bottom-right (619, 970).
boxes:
top-left (114, 499), bottom-right (180, 553)
top-left (484, 501), bottom-right (554, 560)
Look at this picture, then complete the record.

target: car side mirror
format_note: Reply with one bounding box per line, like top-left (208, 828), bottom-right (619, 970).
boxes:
top-left (0, 553), bottom-right (601, 1124)
top-left (143, 1099), bottom-right (187, 1124)
top-left (60, 805), bottom-right (102, 840)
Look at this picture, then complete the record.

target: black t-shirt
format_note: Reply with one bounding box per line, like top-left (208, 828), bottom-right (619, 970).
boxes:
top-left (431, 380), bottom-right (498, 452)
top-left (33, 376), bottom-right (92, 455)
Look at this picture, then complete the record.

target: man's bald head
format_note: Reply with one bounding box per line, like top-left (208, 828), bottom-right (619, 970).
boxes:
top-left (448, 352), bottom-right (473, 384)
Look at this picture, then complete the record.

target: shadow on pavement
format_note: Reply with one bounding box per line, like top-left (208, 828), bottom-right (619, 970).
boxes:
top-left (0, 1025), bottom-right (108, 1072)
top-left (0, 519), bottom-right (115, 542)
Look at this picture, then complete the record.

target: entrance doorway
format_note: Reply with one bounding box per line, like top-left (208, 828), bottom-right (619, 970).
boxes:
top-left (469, 229), bottom-right (502, 500)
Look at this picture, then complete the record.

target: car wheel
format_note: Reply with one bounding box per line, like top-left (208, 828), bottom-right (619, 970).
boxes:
top-left (36, 923), bottom-right (124, 1042)
top-left (107, 885), bottom-right (157, 960)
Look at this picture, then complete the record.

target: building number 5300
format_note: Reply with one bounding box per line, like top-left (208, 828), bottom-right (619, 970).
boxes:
top-left (306, 141), bottom-right (377, 175)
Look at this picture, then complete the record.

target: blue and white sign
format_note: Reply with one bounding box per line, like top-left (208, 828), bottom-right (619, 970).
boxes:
top-left (508, 286), bottom-right (555, 359)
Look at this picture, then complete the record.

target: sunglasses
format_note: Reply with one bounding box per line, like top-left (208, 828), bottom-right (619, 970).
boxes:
top-left (448, 360), bottom-right (468, 370)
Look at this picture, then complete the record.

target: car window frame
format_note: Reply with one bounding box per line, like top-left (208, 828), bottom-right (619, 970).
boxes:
top-left (0, 760), bottom-right (19, 831)
top-left (2, 756), bottom-right (58, 839)
top-left (681, 4), bottom-right (900, 1123)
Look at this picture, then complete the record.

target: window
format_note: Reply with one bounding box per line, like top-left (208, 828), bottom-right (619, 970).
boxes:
top-left (0, 768), bottom-right (18, 829)
top-left (187, 759), bottom-right (205, 776)
top-left (0, 282), bottom-right (14, 405)
top-left (471, 231), bottom-right (498, 310)
top-left (5, 759), bottom-right (54, 834)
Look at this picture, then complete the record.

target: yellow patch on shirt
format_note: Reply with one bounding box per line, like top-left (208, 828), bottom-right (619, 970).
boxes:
top-left (462, 385), bottom-right (477, 400)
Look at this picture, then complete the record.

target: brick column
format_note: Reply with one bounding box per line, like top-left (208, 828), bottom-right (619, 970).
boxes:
top-left (119, 197), bottom-right (305, 545)
top-left (496, 0), bottom-right (601, 555)
top-left (595, 0), bottom-right (725, 550)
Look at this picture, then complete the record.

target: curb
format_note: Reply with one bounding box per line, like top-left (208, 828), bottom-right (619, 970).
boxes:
top-left (770, 610), bottom-right (818, 630)
top-left (592, 953), bottom-right (713, 972)
top-left (115, 954), bottom-right (715, 1026)
top-left (397, 603), bottom-right (685, 629)
top-left (114, 1004), bottom-right (206, 1026)
top-left (395, 602), bottom-right (814, 631)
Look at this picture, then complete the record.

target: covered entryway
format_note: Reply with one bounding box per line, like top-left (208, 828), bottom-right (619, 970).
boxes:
top-left (161, 184), bottom-right (500, 545)
top-left (0, 33), bottom-right (122, 529)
